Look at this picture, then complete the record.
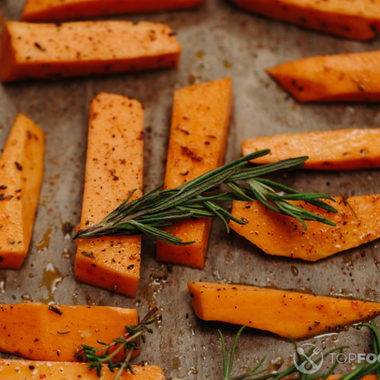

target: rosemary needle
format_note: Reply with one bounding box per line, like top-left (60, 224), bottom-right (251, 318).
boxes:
top-left (74, 150), bottom-right (337, 245)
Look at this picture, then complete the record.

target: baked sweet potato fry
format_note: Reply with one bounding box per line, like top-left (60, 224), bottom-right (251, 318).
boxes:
top-left (266, 51), bottom-right (380, 102)
top-left (188, 281), bottom-right (380, 339)
top-left (75, 93), bottom-right (144, 298)
top-left (232, 0), bottom-right (380, 40)
top-left (0, 21), bottom-right (182, 82)
top-left (0, 303), bottom-right (138, 361)
top-left (156, 78), bottom-right (233, 269)
top-left (22, 0), bottom-right (205, 22)
top-left (242, 129), bottom-right (380, 170)
top-left (0, 114), bottom-right (44, 270)
top-left (0, 361), bottom-right (164, 380)
top-left (229, 195), bottom-right (380, 261)
top-left (2, 360), bottom-right (373, 380)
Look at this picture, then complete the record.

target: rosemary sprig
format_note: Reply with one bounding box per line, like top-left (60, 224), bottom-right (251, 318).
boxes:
top-left (217, 321), bottom-right (380, 380)
top-left (74, 150), bottom-right (337, 245)
top-left (218, 326), bottom-right (346, 380)
top-left (80, 307), bottom-right (158, 380)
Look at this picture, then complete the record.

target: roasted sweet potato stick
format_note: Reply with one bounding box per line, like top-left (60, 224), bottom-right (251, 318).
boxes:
top-left (232, 0), bottom-right (380, 40)
top-left (229, 196), bottom-right (380, 261)
top-left (242, 129), bottom-right (380, 170)
top-left (0, 361), bottom-right (164, 380)
top-left (188, 281), bottom-right (380, 339)
top-left (22, 0), bottom-right (205, 22)
top-left (0, 303), bottom-right (138, 361)
top-left (0, 21), bottom-right (182, 82)
top-left (75, 93), bottom-right (144, 298)
top-left (267, 51), bottom-right (380, 102)
top-left (317, 376), bottom-right (376, 380)
top-left (0, 114), bottom-right (44, 269)
top-left (156, 78), bottom-right (233, 269)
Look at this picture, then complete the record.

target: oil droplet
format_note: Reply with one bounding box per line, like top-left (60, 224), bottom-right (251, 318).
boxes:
top-left (330, 288), bottom-right (354, 298)
top-left (62, 248), bottom-right (72, 259)
top-left (139, 267), bottom-right (168, 309)
top-left (72, 293), bottom-right (78, 305)
top-left (269, 357), bottom-right (284, 372)
top-left (297, 286), bottom-right (314, 294)
top-left (36, 225), bottom-right (53, 251)
top-left (28, 273), bottom-right (34, 278)
top-left (197, 50), bottom-right (204, 59)
top-left (343, 253), bottom-right (353, 268)
top-left (187, 353), bottom-right (198, 374)
top-left (0, 274), bottom-right (6, 293)
top-left (188, 74), bottom-right (196, 85)
top-left (291, 266), bottom-right (299, 276)
top-left (187, 366), bottom-right (198, 375)
top-left (188, 323), bottom-right (195, 336)
top-left (39, 263), bottom-right (63, 305)
top-left (172, 356), bottom-right (181, 370)
top-left (85, 291), bottom-right (97, 305)
top-left (224, 60), bottom-right (232, 68)
top-left (21, 294), bottom-right (31, 302)
top-left (61, 222), bottom-right (74, 237)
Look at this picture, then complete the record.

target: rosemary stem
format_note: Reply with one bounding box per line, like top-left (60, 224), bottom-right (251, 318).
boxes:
top-left (114, 347), bottom-right (135, 380)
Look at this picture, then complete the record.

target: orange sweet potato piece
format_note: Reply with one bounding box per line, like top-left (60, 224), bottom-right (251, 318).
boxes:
top-left (75, 93), bottom-right (144, 298)
top-left (232, 0), bottom-right (380, 40)
top-left (0, 114), bottom-right (45, 269)
top-left (229, 195), bottom-right (380, 261)
top-left (22, 0), bottom-right (205, 22)
top-left (266, 51), bottom-right (380, 102)
top-left (0, 303), bottom-right (138, 361)
top-left (318, 377), bottom-right (376, 380)
top-left (0, 21), bottom-right (182, 83)
top-left (188, 281), bottom-right (380, 339)
top-left (242, 129), bottom-right (380, 170)
top-left (156, 78), bottom-right (233, 269)
top-left (0, 361), bottom-right (164, 380)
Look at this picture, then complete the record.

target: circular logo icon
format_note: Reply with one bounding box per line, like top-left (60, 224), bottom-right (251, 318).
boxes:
top-left (293, 343), bottom-right (324, 374)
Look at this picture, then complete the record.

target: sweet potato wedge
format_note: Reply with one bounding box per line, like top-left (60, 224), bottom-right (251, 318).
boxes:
top-left (22, 0), bottom-right (205, 22)
top-left (0, 303), bottom-right (138, 361)
top-left (156, 78), bottom-right (233, 269)
top-left (75, 93), bottom-right (144, 298)
top-left (232, 0), bottom-right (380, 40)
top-left (318, 376), bottom-right (376, 380)
top-left (242, 129), bottom-right (380, 170)
top-left (0, 21), bottom-right (182, 83)
top-left (188, 281), bottom-right (380, 339)
top-left (229, 195), bottom-right (380, 261)
top-left (266, 51), bottom-right (380, 102)
top-left (0, 361), bottom-right (164, 379)
top-left (0, 114), bottom-right (45, 269)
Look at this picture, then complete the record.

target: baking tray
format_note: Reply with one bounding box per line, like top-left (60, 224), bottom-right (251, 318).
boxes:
top-left (1, 0), bottom-right (380, 378)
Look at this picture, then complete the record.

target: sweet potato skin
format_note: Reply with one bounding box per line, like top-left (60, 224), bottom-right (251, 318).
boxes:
top-left (188, 281), bottom-right (380, 339)
top-left (267, 51), bottom-right (380, 102)
top-left (232, 0), bottom-right (380, 40)
top-left (230, 195), bottom-right (380, 261)
top-left (0, 114), bottom-right (45, 269)
top-left (75, 93), bottom-right (144, 298)
top-left (0, 303), bottom-right (138, 361)
top-left (0, 21), bottom-right (182, 83)
top-left (0, 361), bottom-right (165, 380)
top-left (156, 78), bottom-right (233, 269)
top-left (242, 129), bottom-right (380, 170)
top-left (22, 0), bottom-right (205, 22)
